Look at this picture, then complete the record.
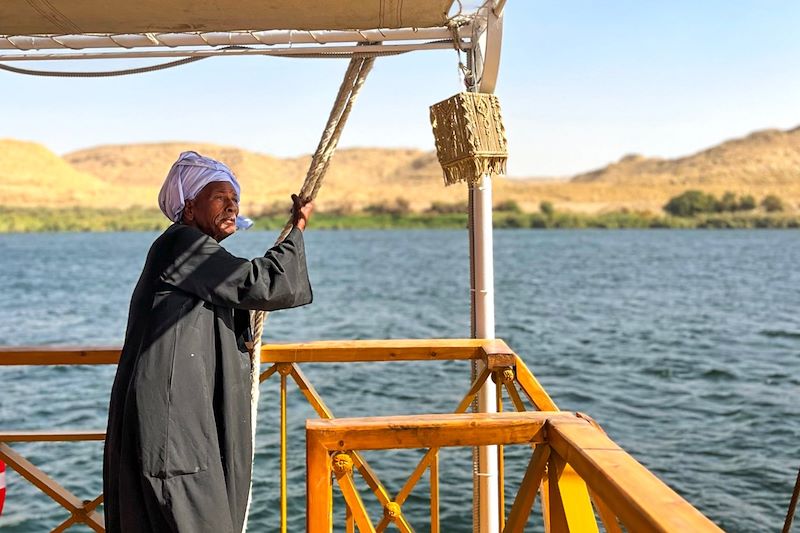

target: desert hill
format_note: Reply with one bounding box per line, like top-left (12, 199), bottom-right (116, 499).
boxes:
top-left (3, 125), bottom-right (799, 213)
top-left (574, 127), bottom-right (800, 187)
top-left (0, 139), bottom-right (114, 206)
top-left (64, 143), bottom-right (464, 212)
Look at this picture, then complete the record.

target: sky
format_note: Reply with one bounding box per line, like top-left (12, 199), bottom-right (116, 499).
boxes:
top-left (2, 1), bottom-right (800, 177)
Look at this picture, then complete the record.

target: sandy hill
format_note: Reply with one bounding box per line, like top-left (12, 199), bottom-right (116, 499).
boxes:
top-left (0, 139), bottom-right (117, 207)
top-left (3, 125), bottom-right (799, 213)
top-left (64, 143), bottom-right (482, 212)
top-left (574, 127), bottom-right (800, 187)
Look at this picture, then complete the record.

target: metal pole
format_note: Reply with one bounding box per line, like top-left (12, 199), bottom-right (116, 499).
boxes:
top-left (0, 41), bottom-right (466, 62)
top-left (471, 173), bottom-right (500, 533)
top-left (0, 26), bottom-right (471, 52)
top-left (469, 4), bottom-right (505, 532)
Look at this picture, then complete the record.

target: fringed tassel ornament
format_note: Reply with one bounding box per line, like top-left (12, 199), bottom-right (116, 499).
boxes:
top-left (430, 92), bottom-right (508, 186)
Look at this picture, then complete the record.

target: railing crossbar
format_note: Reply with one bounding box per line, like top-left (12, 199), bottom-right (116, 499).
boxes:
top-left (0, 443), bottom-right (105, 531)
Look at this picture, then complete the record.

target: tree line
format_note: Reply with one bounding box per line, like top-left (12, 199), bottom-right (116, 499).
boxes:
top-left (663, 190), bottom-right (785, 217)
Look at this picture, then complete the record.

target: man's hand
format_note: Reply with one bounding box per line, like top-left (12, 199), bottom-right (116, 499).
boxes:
top-left (291, 194), bottom-right (314, 231)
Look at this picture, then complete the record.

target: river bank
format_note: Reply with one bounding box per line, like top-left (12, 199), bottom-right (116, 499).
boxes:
top-left (1, 206), bottom-right (799, 232)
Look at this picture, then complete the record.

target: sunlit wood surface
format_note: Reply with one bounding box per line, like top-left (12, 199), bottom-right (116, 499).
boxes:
top-left (306, 412), bottom-right (724, 533)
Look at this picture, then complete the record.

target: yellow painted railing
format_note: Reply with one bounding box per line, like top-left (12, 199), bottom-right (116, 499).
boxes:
top-left (305, 411), bottom-right (724, 532)
top-left (0, 340), bottom-right (722, 531)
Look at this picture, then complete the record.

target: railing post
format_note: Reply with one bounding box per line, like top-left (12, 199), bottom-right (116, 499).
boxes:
top-left (306, 434), bottom-right (332, 532)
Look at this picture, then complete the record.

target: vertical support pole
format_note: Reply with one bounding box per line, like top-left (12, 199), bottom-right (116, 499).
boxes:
top-left (471, 172), bottom-right (500, 533)
top-left (307, 436), bottom-right (332, 532)
top-left (468, 4), bottom-right (504, 532)
top-left (280, 369), bottom-right (288, 533)
top-left (496, 374), bottom-right (505, 530)
top-left (431, 451), bottom-right (440, 533)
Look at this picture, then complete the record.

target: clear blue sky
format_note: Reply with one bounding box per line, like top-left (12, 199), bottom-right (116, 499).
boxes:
top-left (2, 1), bottom-right (799, 177)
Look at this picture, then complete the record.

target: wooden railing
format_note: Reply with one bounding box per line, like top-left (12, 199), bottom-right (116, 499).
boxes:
top-left (0, 340), bottom-right (722, 531)
top-left (306, 411), bottom-right (724, 532)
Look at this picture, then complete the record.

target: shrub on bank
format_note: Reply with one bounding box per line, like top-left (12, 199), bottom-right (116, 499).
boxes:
top-left (761, 194), bottom-right (784, 212)
top-left (426, 201), bottom-right (468, 214)
top-left (664, 190), bottom-right (769, 216)
top-left (664, 190), bottom-right (719, 216)
top-left (494, 200), bottom-right (522, 213)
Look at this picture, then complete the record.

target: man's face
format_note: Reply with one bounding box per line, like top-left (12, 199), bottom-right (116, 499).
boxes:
top-left (183, 181), bottom-right (239, 241)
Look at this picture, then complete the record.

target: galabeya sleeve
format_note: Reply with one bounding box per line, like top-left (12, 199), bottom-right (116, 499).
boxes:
top-left (158, 224), bottom-right (313, 311)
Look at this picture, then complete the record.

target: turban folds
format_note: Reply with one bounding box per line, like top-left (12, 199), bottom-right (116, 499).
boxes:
top-left (158, 151), bottom-right (254, 230)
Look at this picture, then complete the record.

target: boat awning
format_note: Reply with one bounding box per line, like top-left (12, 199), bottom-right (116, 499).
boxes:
top-left (0, 0), bottom-right (455, 35)
top-left (0, 0), bottom-right (483, 60)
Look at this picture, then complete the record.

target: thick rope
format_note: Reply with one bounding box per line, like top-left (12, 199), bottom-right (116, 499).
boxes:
top-left (251, 54), bottom-right (374, 342)
top-left (784, 465), bottom-right (800, 533)
top-left (241, 53), bottom-right (374, 531)
top-left (0, 44), bottom-right (418, 77)
top-left (0, 55), bottom-right (207, 77)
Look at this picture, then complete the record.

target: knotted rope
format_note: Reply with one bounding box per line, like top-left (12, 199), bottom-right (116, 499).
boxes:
top-left (242, 53), bottom-right (374, 531)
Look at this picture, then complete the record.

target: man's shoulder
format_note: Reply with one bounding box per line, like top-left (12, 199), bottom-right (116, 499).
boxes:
top-left (154, 223), bottom-right (211, 248)
top-left (144, 224), bottom-right (213, 264)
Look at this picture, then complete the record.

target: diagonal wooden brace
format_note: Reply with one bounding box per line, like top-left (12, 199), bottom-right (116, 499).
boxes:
top-left (0, 442), bottom-right (105, 531)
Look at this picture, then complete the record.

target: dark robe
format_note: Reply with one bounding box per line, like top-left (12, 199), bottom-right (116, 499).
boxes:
top-left (104, 223), bottom-right (312, 533)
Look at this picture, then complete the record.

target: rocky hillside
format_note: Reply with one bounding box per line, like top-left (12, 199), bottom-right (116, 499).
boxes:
top-left (2, 125), bottom-right (799, 213)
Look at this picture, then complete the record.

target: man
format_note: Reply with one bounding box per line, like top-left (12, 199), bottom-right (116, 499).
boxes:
top-left (103, 151), bottom-right (313, 532)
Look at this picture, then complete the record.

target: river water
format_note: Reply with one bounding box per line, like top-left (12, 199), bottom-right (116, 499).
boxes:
top-left (0, 229), bottom-right (798, 532)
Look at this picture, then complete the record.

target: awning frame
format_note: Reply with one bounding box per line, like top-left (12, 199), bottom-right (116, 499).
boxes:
top-left (0, 24), bottom-right (474, 62)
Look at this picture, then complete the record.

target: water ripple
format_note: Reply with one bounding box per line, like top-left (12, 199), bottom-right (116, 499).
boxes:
top-left (1, 229), bottom-right (799, 532)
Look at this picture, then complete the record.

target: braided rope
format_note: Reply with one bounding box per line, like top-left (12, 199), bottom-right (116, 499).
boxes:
top-left (0, 43), bottom-right (422, 77)
top-left (250, 54), bottom-right (374, 347)
top-left (784, 465), bottom-right (800, 533)
top-left (0, 55), bottom-right (207, 77)
top-left (241, 53), bottom-right (374, 531)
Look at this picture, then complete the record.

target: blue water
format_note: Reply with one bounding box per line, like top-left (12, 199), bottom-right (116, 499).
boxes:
top-left (0, 229), bottom-right (798, 532)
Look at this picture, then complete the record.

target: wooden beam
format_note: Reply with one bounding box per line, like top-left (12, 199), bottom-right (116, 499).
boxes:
top-left (0, 339), bottom-right (493, 365)
top-left (289, 363), bottom-right (394, 507)
top-left (503, 444), bottom-right (549, 532)
top-left (514, 356), bottom-right (558, 411)
top-left (306, 435), bottom-right (332, 532)
top-left (262, 339), bottom-right (489, 363)
top-left (306, 412), bottom-right (569, 451)
top-left (334, 469), bottom-right (376, 533)
top-left (545, 452), bottom-right (570, 533)
top-left (0, 443), bottom-right (105, 530)
top-left (0, 430), bottom-right (105, 442)
top-left (547, 418), bottom-right (724, 532)
top-left (588, 488), bottom-right (623, 533)
top-left (0, 347), bottom-right (120, 365)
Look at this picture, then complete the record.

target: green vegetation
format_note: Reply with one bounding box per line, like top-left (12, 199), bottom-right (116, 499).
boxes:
top-left (252, 212), bottom-right (468, 230)
top-left (1, 197), bottom-right (798, 233)
top-left (663, 190), bottom-right (772, 217)
top-left (664, 190), bottom-right (721, 216)
top-left (494, 200), bottom-right (522, 213)
top-left (539, 200), bottom-right (555, 218)
top-left (0, 206), bottom-right (170, 233)
top-left (761, 194), bottom-right (784, 212)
